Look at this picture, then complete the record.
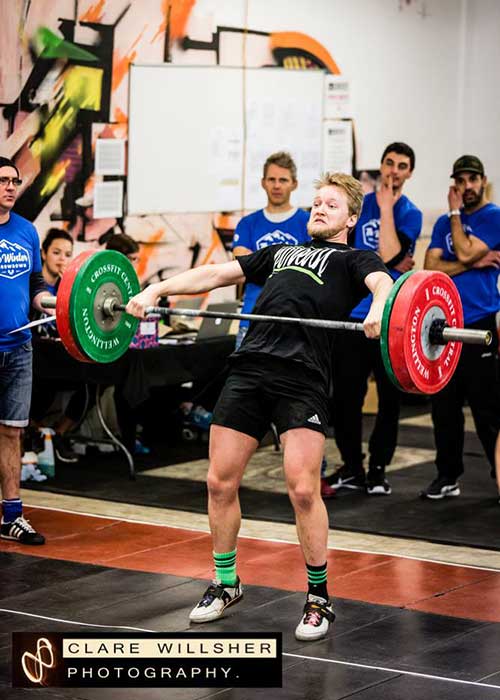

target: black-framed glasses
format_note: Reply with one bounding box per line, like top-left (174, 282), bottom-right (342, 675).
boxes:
top-left (0, 176), bottom-right (22, 187)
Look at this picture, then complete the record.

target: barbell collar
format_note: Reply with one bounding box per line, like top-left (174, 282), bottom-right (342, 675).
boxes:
top-left (41, 296), bottom-right (57, 309)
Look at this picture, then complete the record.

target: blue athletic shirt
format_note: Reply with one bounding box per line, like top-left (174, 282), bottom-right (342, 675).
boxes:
top-left (0, 212), bottom-right (42, 351)
top-left (232, 208), bottom-right (310, 327)
top-left (428, 203), bottom-right (500, 324)
top-left (350, 192), bottom-right (422, 320)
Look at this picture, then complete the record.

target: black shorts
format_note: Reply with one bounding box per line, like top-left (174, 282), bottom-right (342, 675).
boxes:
top-left (212, 355), bottom-right (329, 442)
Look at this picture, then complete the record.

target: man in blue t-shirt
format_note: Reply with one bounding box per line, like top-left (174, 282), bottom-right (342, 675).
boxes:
top-left (422, 155), bottom-right (500, 499)
top-left (0, 157), bottom-right (52, 545)
top-left (232, 151), bottom-right (310, 347)
top-left (329, 142), bottom-right (422, 496)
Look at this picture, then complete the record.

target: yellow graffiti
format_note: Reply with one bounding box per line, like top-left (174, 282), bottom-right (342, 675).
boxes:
top-left (31, 66), bottom-right (103, 198)
top-left (40, 159), bottom-right (71, 197)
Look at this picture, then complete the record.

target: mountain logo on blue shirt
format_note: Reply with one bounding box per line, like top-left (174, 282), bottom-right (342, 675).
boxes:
top-left (361, 218), bottom-right (380, 249)
top-left (0, 239), bottom-right (31, 279)
top-left (256, 230), bottom-right (299, 249)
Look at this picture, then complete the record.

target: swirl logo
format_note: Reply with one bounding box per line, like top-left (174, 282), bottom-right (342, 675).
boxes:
top-left (21, 637), bottom-right (55, 684)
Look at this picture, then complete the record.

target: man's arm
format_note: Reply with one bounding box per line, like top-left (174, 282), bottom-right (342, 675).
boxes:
top-left (126, 260), bottom-right (245, 318)
top-left (448, 186), bottom-right (490, 263)
top-left (233, 245), bottom-right (252, 257)
top-left (377, 176), bottom-right (403, 262)
top-left (424, 247), bottom-right (467, 276)
top-left (32, 291), bottom-right (55, 315)
top-left (30, 272), bottom-right (54, 315)
top-left (363, 271), bottom-right (393, 338)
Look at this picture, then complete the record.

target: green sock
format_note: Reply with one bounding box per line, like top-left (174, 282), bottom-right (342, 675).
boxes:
top-left (213, 549), bottom-right (238, 586)
top-left (306, 562), bottom-right (329, 601)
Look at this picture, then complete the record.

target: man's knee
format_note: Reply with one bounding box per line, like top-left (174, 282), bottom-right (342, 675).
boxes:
top-left (288, 481), bottom-right (317, 512)
top-left (207, 468), bottom-right (239, 501)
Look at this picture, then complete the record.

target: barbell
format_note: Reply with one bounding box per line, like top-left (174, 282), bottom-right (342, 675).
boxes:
top-left (18, 249), bottom-right (492, 395)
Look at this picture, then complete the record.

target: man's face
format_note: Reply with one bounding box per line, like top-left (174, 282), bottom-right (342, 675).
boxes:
top-left (43, 238), bottom-right (73, 278)
top-left (454, 171), bottom-right (486, 210)
top-left (261, 164), bottom-right (297, 207)
top-left (379, 152), bottom-right (412, 191)
top-left (0, 166), bottom-right (21, 212)
top-left (307, 185), bottom-right (357, 240)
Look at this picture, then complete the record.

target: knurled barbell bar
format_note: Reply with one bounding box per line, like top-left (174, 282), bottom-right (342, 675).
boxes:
top-left (12, 250), bottom-right (492, 394)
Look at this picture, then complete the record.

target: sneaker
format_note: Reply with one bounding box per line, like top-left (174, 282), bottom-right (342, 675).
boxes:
top-left (295, 594), bottom-right (336, 641)
top-left (186, 406), bottom-right (213, 432)
top-left (366, 467), bottom-right (392, 495)
top-left (134, 439), bottom-right (150, 455)
top-left (53, 435), bottom-right (79, 463)
top-left (189, 578), bottom-right (243, 623)
top-left (320, 456), bottom-right (328, 478)
top-left (420, 476), bottom-right (460, 500)
top-left (320, 478), bottom-right (336, 499)
top-left (0, 516), bottom-right (45, 545)
top-left (328, 465), bottom-right (365, 490)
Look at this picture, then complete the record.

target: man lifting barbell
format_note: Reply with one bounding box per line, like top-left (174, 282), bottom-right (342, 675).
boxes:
top-left (125, 172), bottom-right (392, 641)
top-left (123, 175), bottom-right (488, 640)
top-left (12, 173), bottom-right (491, 638)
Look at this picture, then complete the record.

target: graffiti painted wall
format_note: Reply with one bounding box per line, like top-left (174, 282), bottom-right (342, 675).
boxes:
top-left (0, 0), bottom-right (340, 300)
top-left (3, 0), bottom-right (493, 290)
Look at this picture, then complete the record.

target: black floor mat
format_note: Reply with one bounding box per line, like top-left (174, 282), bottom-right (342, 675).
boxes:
top-left (1, 554), bottom-right (500, 700)
top-left (23, 417), bottom-right (500, 551)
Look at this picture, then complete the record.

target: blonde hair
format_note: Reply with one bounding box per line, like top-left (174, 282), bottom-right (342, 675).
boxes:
top-left (314, 172), bottom-right (364, 218)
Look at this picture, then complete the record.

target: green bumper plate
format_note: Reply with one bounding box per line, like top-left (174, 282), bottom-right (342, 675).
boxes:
top-left (69, 250), bottom-right (140, 363)
top-left (380, 270), bottom-right (415, 392)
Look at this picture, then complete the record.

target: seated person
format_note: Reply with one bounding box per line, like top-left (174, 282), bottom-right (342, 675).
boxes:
top-left (30, 229), bottom-right (83, 462)
top-left (105, 232), bottom-right (140, 264)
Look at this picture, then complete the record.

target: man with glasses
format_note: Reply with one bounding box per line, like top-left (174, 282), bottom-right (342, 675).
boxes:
top-left (0, 156), bottom-right (51, 544)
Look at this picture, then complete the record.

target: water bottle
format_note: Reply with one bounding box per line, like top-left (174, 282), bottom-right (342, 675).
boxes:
top-left (37, 428), bottom-right (55, 478)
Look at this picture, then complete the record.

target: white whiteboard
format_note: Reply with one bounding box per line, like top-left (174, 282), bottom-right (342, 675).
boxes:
top-left (127, 65), bottom-right (324, 214)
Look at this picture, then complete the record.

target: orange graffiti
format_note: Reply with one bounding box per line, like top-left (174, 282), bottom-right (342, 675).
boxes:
top-left (152, 0), bottom-right (196, 44)
top-left (79, 0), bottom-right (106, 23)
top-left (98, 123), bottom-right (127, 139)
top-left (112, 29), bottom-right (146, 92)
top-left (136, 228), bottom-right (165, 279)
top-left (200, 229), bottom-right (225, 266)
top-left (113, 106), bottom-right (128, 124)
top-left (270, 32), bottom-right (341, 74)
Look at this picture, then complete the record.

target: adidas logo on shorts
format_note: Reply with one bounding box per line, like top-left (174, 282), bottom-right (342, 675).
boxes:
top-left (307, 414), bottom-right (321, 425)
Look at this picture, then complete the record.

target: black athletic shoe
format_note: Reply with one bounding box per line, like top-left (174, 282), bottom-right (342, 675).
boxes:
top-left (366, 466), bottom-right (392, 495)
top-left (420, 476), bottom-right (460, 500)
top-left (54, 435), bottom-right (79, 463)
top-left (328, 465), bottom-right (365, 490)
top-left (0, 516), bottom-right (45, 545)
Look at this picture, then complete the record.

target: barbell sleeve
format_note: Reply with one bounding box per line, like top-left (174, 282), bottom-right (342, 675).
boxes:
top-left (440, 326), bottom-right (492, 346)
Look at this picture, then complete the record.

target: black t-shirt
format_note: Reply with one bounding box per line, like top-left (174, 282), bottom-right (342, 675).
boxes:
top-left (235, 239), bottom-right (388, 385)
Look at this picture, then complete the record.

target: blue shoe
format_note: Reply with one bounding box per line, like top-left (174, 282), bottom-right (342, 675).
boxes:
top-left (186, 405), bottom-right (213, 432)
top-left (134, 439), bottom-right (150, 455)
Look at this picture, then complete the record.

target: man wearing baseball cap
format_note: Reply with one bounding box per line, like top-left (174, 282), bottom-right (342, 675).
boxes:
top-left (423, 155), bottom-right (500, 499)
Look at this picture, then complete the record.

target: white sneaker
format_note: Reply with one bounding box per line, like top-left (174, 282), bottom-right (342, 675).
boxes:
top-left (189, 579), bottom-right (243, 623)
top-left (295, 594), bottom-right (335, 641)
